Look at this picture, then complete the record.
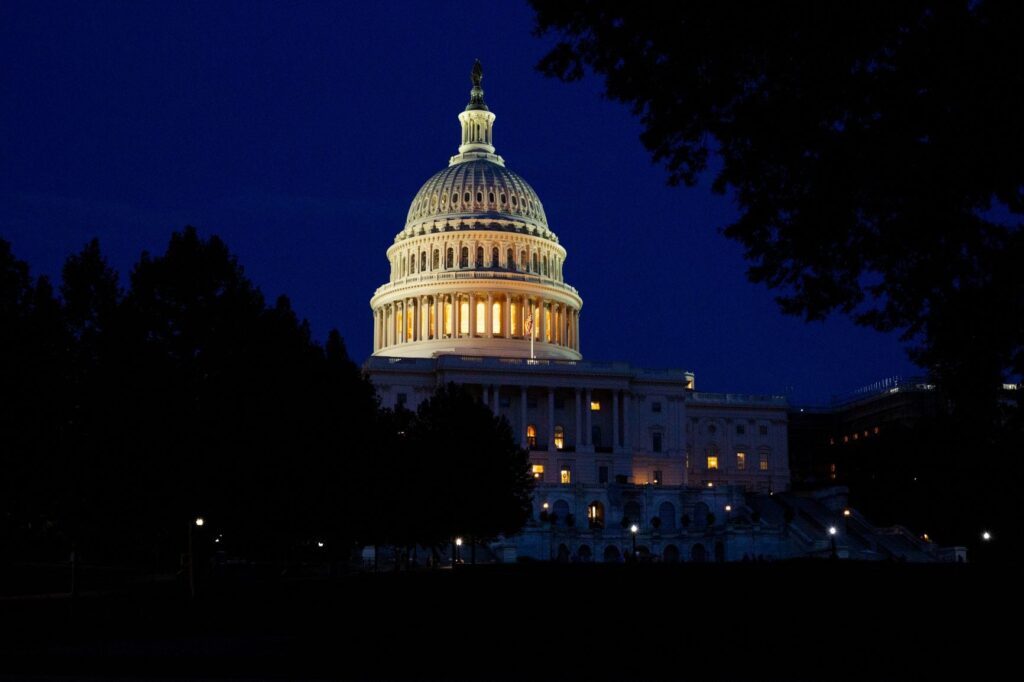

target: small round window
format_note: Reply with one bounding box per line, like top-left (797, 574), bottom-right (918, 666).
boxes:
top-left (452, 192), bottom-right (459, 204)
top-left (500, 194), bottom-right (506, 204)
top-left (476, 192), bottom-right (483, 203)
top-left (464, 192), bottom-right (471, 203)
top-left (488, 192), bottom-right (494, 203)
top-left (511, 196), bottom-right (518, 206)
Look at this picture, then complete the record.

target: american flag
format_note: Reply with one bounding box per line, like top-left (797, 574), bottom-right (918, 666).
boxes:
top-left (524, 311), bottom-right (533, 336)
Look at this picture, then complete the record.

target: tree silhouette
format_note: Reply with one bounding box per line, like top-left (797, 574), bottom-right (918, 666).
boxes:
top-left (400, 383), bottom-right (534, 550)
top-left (532, 1), bottom-right (1024, 422)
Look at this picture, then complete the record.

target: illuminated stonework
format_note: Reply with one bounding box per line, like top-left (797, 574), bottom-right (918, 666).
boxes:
top-left (370, 62), bottom-right (582, 360)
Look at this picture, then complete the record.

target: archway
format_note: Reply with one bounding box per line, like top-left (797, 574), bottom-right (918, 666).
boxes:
top-left (664, 545), bottom-right (681, 563)
top-left (659, 502), bottom-right (677, 531)
top-left (692, 543), bottom-right (707, 563)
top-left (603, 546), bottom-right (622, 563)
top-left (553, 500), bottom-right (571, 526)
top-left (587, 501), bottom-right (605, 529)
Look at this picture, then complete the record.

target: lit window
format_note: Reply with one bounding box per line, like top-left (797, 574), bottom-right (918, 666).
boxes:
top-left (652, 470), bottom-right (662, 485)
top-left (874, 426), bottom-right (880, 434)
top-left (526, 424), bottom-right (537, 449)
top-left (736, 452), bottom-right (746, 470)
top-left (554, 425), bottom-right (565, 450)
top-left (560, 466), bottom-right (571, 484)
top-left (829, 462), bottom-right (836, 480)
top-left (590, 401), bottom-right (601, 411)
top-left (531, 464), bottom-right (544, 480)
top-left (760, 453), bottom-right (769, 471)
top-left (707, 456), bottom-right (719, 470)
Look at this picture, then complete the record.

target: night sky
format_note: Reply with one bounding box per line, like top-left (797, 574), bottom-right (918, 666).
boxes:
top-left (1, 0), bottom-right (918, 404)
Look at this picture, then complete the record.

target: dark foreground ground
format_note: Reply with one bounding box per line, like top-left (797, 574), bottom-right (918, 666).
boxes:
top-left (0, 560), bottom-right (1017, 680)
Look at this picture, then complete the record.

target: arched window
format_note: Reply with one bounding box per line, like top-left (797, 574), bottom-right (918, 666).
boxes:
top-left (587, 501), bottom-right (605, 529)
top-left (475, 246), bottom-right (484, 268)
top-left (759, 449), bottom-right (770, 471)
top-left (491, 246), bottom-right (499, 267)
top-left (452, 192), bottom-right (459, 205)
top-left (400, 260), bottom-right (405, 278)
top-left (432, 249), bottom-right (439, 270)
top-left (464, 192), bottom-right (470, 204)
top-left (658, 502), bottom-right (677, 530)
top-left (446, 248), bottom-right (454, 269)
top-left (543, 256), bottom-right (548, 276)
top-left (511, 195), bottom-right (518, 207)
top-left (506, 248), bottom-right (514, 269)
top-left (476, 191), bottom-right (483, 203)
top-left (706, 446), bottom-right (720, 470)
top-left (488, 191), bottom-right (495, 204)
top-left (532, 253), bottom-right (538, 273)
top-left (460, 246), bottom-right (469, 268)
top-left (623, 500), bottom-right (642, 526)
top-left (420, 252), bottom-right (426, 272)
top-left (520, 250), bottom-right (527, 270)
top-left (554, 425), bottom-right (565, 450)
top-left (409, 254), bottom-right (416, 273)
top-left (526, 424), bottom-right (537, 449)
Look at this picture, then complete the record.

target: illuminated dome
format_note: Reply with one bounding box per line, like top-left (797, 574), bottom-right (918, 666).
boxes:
top-left (401, 160), bottom-right (552, 240)
top-left (370, 61), bottom-right (582, 360)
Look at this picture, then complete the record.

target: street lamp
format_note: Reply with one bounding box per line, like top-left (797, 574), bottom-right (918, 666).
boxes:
top-left (630, 524), bottom-right (638, 559)
top-left (188, 516), bottom-right (204, 598)
top-left (982, 531), bottom-right (992, 541)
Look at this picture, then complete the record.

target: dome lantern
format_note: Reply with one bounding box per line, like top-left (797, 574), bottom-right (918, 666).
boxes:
top-left (452, 60), bottom-right (504, 167)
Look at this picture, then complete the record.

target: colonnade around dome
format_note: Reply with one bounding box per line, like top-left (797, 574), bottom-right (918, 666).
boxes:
top-left (372, 290), bottom-right (580, 356)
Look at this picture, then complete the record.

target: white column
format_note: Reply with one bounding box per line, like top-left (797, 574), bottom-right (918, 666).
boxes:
top-left (453, 294), bottom-right (461, 338)
top-left (548, 387), bottom-right (556, 452)
top-left (520, 385), bottom-right (528, 449)
top-left (623, 392), bottom-right (631, 452)
top-left (613, 389), bottom-right (620, 451)
top-left (574, 388), bottom-right (582, 449)
top-left (585, 388), bottom-right (593, 448)
top-left (539, 300), bottom-right (547, 343)
top-left (372, 309), bottom-right (379, 350)
top-left (420, 295), bottom-right (428, 341)
top-left (503, 295), bottom-right (511, 339)
top-left (486, 292), bottom-right (494, 338)
top-left (398, 301), bottom-right (405, 344)
top-left (469, 293), bottom-right (477, 337)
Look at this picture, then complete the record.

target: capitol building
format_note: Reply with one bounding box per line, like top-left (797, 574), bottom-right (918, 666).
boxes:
top-left (364, 63), bottom-right (954, 563)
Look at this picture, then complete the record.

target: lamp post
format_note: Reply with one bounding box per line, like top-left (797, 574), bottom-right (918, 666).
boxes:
top-left (630, 524), bottom-right (638, 560)
top-left (453, 536), bottom-right (463, 568)
top-left (188, 517), bottom-right (204, 598)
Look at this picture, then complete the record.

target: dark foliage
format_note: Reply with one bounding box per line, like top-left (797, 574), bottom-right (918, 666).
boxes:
top-left (2, 229), bottom-right (533, 569)
top-left (1, 229), bottom-right (379, 564)
top-left (532, 1), bottom-right (1023, 424)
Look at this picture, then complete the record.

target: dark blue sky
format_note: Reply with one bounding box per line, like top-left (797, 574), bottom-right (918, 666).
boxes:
top-left (1, 0), bottom-right (918, 404)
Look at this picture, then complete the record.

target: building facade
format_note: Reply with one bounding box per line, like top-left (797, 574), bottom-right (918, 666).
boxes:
top-left (364, 63), bottom-right (954, 563)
